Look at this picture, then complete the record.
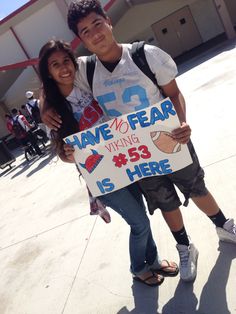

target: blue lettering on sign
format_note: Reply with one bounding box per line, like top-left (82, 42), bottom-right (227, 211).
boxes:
top-left (126, 159), bottom-right (172, 182)
top-left (96, 178), bottom-right (115, 194)
top-left (161, 100), bottom-right (176, 119)
top-left (127, 101), bottom-right (176, 130)
top-left (65, 135), bottom-right (82, 149)
top-left (65, 123), bottom-right (113, 149)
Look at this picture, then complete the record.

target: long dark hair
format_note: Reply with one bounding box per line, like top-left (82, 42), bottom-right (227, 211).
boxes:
top-left (38, 40), bottom-right (79, 153)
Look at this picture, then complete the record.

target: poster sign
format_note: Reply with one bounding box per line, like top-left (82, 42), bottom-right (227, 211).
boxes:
top-left (65, 98), bottom-right (192, 196)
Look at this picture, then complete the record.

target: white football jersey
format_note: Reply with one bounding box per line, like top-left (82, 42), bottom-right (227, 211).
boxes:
top-left (77, 44), bottom-right (178, 118)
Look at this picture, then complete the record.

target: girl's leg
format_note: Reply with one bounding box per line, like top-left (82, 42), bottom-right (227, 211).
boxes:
top-left (98, 184), bottom-right (160, 275)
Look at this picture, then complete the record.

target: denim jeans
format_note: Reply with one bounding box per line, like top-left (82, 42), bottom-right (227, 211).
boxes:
top-left (98, 183), bottom-right (161, 275)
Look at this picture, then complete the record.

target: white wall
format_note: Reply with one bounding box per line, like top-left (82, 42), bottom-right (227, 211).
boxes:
top-left (191, 0), bottom-right (223, 41)
top-left (0, 31), bottom-right (27, 66)
top-left (13, 1), bottom-right (74, 59)
top-left (0, 103), bottom-right (9, 136)
top-left (225, 0), bottom-right (236, 25)
top-left (114, 0), bottom-right (224, 43)
top-left (4, 68), bottom-right (40, 111)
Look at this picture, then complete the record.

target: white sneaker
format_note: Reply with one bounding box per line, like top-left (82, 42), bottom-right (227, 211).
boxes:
top-left (216, 218), bottom-right (236, 244)
top-left (176, 243), bottom-right (199, 282)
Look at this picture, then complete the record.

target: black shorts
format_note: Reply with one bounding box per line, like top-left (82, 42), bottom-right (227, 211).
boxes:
top-left (138, 141), bottom-right (208, 214)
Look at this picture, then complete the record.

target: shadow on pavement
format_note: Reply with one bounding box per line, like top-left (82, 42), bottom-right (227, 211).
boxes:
top-left (26, 151), bottom-right (56, 177)
top-left (1, 157), bottom-right (36, 178)
top-left (160, 242), bottom-right (235, 314)
top-left (6, 148), bottom-right (54, 179)
top-left (196, 241), bottom-right (236, 314)
top-left (162, 280), bottom-right (197, 314)
top-left (117, 280), bottom-right (160, 314)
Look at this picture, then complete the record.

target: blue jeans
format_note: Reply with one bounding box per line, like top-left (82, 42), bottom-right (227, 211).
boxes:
top-left (98, 183), bottom-right (161, 275)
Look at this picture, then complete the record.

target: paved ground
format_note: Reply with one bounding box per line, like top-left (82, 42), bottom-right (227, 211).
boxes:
top-left (0, 39), bottom-right (236, 314)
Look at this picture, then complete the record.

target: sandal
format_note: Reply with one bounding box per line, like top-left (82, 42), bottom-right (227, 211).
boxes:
top-left (152, 259), bottom-right (179, 277)
top-left (133, 271), bottom-right (164, 287)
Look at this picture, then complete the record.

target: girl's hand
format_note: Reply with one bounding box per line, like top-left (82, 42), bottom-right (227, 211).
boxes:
top-left (172, 122), bottom-right (191, 144)
top-left (63, 143), bottom-right (75, 163)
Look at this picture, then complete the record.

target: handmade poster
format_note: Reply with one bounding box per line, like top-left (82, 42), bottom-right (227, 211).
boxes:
top-left (65, 98), bottom-right (193, 196)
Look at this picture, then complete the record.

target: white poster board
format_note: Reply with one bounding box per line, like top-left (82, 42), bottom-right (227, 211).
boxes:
top-left (65, 98), bottom-right (192, 196)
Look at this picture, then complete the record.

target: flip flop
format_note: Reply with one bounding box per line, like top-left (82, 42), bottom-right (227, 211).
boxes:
top-left (152, 259), bottom-right (179, 277)
top-left (133, 272), bottom-right (164, 287)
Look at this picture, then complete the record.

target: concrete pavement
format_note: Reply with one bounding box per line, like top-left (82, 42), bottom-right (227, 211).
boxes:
top-left (0, 39), bottom-right (236, 314)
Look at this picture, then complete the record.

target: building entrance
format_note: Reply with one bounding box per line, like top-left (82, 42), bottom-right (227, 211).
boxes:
top-left (152, 6), bottom-right (202, 58)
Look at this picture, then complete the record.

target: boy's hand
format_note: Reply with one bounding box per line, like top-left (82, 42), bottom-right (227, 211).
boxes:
top-left (41, 108), bottom-right (62, 130)
top-left (172, 122), bottom-right (191, 144)
top-left (63, 143), bottom-right (75, 163)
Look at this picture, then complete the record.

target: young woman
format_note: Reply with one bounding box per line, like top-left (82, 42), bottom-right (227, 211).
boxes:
top-left (38, 39), bottom-right (178, 287)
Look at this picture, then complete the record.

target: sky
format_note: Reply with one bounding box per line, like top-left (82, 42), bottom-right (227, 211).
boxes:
top-left (0, 0), bottom-right (29, 20)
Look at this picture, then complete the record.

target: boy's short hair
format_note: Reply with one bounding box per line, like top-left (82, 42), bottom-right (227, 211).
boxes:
top-left (67, 0), bottom-right (107, 36)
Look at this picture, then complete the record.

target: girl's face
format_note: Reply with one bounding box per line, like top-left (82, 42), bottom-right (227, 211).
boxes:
top-left (47, 50), bottom-right (75, 94)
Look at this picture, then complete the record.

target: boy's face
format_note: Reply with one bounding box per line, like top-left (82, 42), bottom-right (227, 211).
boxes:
top-left (77, 12), bottom-right (114, 57)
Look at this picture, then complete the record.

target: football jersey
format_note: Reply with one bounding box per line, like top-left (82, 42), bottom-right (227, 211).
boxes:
top-left (77, 44), bottom-right (178, 118)
top-left (66, 86), bottom-right (107, 131)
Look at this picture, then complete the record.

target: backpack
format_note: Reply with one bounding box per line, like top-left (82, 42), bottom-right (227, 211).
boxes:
top-left (12, 116), bottom-right (27, 139)
top-left (27, 100), bottom-right (42, 124)
top-left (86, 41), bottom-right (162, 92)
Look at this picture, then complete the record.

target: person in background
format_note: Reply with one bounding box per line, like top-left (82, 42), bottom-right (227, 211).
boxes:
top-left (25, 90), bottom-right (49, 143)
top-left (11, 108), bottom-right (44, 157)
top-left (5, 114), bottom-right (13, 134)
top-left (20, 104), bottom-right (33, 123)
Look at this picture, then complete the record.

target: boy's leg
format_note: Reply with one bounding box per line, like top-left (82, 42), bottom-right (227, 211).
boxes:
top-left (192, 191), bottom-right (219, 216)
top-left (139, 176), bottom-right (198, 282)
top-left (173, 141), bottom-right (236, 244)
top-left (126, 183), bottom-right (179, 277)
top-left (192, 192), bottom-right (236, 243)
top-left (26, 131), bottom-right (43, 156)
top-left (161, 207), bottom-right (199, 282)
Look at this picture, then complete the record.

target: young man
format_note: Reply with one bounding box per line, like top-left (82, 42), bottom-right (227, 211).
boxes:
top-left (11, 108), bottom-right (44, 157)
top-left (42, 0), bottom-right (236, 282)
top-left (5, 114), bottom-right (13, 133)
top-left (25, 91), bottom-right (49, 143)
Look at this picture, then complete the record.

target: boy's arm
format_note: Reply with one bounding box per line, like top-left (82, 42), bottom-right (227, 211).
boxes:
top-left (39, 94), bottom-right (62, 130)
top-left (161, 79), bottom-right (186, 122)
top-left (161, 79), bottom-right (191, 144)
